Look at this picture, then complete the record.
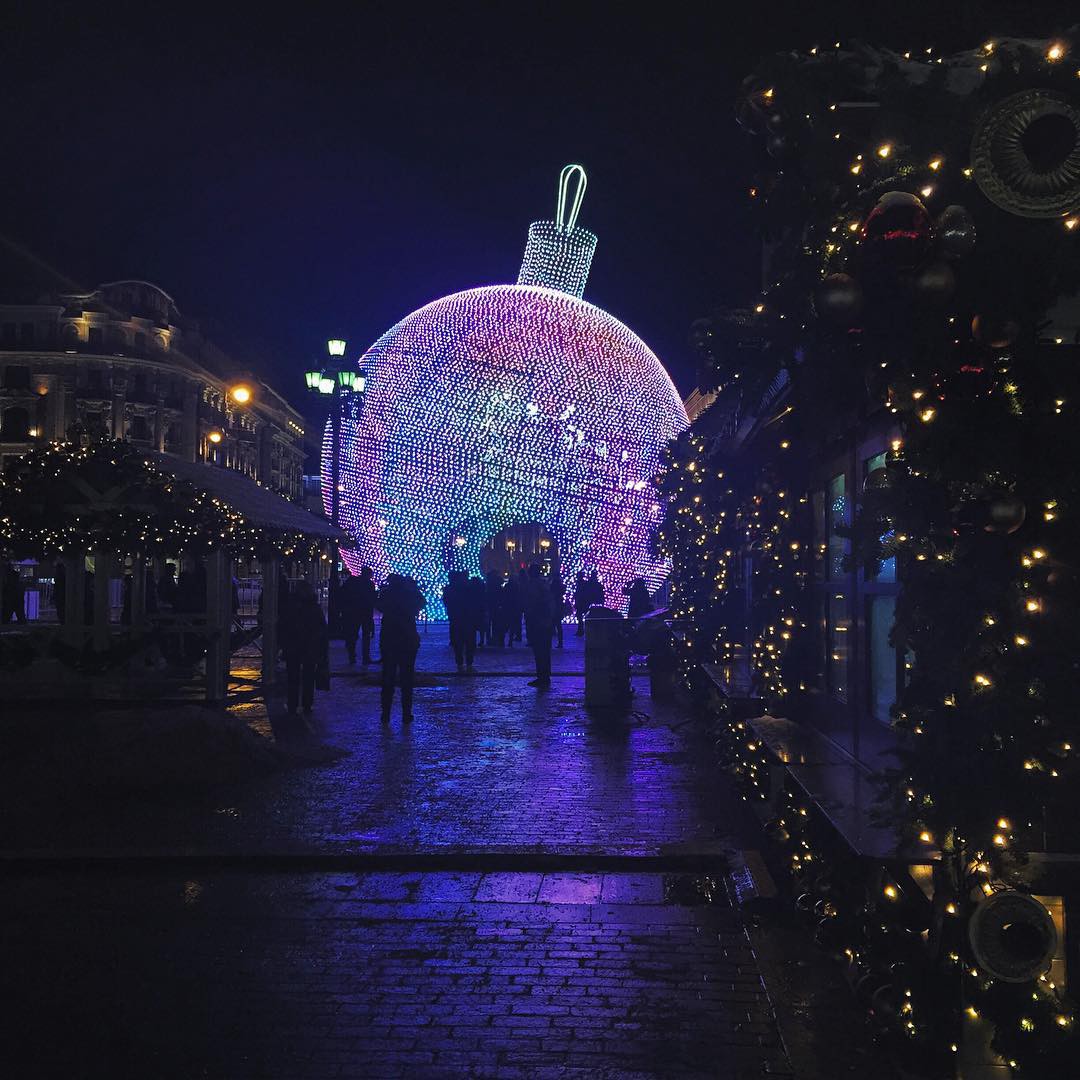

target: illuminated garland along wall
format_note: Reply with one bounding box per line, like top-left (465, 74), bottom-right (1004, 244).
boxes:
top-left (325, 284), bottom-right (688, 616)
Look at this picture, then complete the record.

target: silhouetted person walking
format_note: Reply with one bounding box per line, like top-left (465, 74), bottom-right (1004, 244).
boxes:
top-left (377, 573), bottom-right (426, 722)
top-left (281, 581), bottom-right (329, 717)
top-left (442, 570), bottom-right (473, 673)
top-left (573, 570), bottom-right (588, 636)
top-left (468, 576), bottom-right (486, 649)
top-left (524, 564), bottom-right (554, 688)
top-left (484, 572), bottom-right (502, 645)
top-left (586, 568), bottom-right (605, 612)
top-left (550, 569), bottom-right (566, 648)
top-left (340, 566), bottom-right (377, 665)
top-left (2, 562), bottom-right (25, 624)
top-left (515, 569), bottom-right (528, 642)
top-left (156, 563), bottom-right (178, 610)
top-left (626, 577), bottom-right (653, 620)
top-left (498, 575), bottom-right (519, 648)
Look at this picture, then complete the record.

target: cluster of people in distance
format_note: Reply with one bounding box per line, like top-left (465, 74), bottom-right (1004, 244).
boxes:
top-left (443, 564), bottom-right (570, 688)
top-left (6, 555), bottom-right (657, 727)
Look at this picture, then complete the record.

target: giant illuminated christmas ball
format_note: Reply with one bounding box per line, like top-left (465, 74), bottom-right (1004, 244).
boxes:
top-left (326, 166), bottom-right (688, 614)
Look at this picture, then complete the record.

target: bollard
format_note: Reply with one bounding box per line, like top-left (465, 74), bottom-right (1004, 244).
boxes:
top-left (584, 606), bottom-right (632, 711)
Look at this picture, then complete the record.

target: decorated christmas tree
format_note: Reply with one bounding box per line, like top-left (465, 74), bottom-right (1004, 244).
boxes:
top-left (659, 36), bottom-right (1080, 1075)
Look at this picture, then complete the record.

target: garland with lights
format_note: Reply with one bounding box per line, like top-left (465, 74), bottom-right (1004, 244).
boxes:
top-left (0, 439), bottom-right (328, 560)
top-left (660, 35), bottom-right (1080, 1077)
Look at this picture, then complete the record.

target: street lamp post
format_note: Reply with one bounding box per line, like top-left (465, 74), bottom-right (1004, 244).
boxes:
top-left (304, 339), bottom-right (366, 530)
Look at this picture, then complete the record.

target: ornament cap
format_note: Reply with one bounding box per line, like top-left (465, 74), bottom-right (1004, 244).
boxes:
top-left (517, 164), bottom-right (598, 298)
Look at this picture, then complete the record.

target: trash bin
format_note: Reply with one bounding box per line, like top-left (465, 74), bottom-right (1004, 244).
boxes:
top-left (584, 606), bottom-right (632, 710)
top-left (630, 609), bottom-right (677, 701)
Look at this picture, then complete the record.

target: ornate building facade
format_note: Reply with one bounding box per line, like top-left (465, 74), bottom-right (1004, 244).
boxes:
top-left (0, 280), bottom-right (304, 500)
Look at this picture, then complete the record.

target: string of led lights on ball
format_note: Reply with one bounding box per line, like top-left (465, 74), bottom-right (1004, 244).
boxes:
top-left (324, 165), bottom-right (688, 616)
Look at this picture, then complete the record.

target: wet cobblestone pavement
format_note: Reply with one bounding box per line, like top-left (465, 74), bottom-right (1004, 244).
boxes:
top-left (4, 630), bottom-right (731, 859)
top-left (1, 630), bottom-right (794, 1077)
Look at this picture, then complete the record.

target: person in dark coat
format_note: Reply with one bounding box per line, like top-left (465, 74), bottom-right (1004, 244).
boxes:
top-left (626, 577), bottom-right (653, 620)
top-left (156, 563), bottom-right (178, 610)
top-left (2, 562), bottom-right (25, 624)
top-left (468, 576), bottom-right (486, 649)
top-left (146, 567), bottom-right (159, 615)
top-left (549, 569), bottom-right (567, 648)
top-left (484, 572), bottom-right (502, 645)
top-left (442, 570), bottom-right (473, 673)
top-left (572, 570), bottom-right (588, 636)
top-left (498, 575), bottom-right (519, 648)
top-left (175, 556), bottom-right (207, 662)
top-left (340, 566), bottom-right (377, 665)
top-left (523, 564), bottom-right (554, 688)
top-left (586, 568), bottom-right (605, 611)
top-left (280, 580), bottom-right (329, 716)
top-left (54, 560), bottom-right (66, 625)
top-left (515, 569), bottom-right (528, 642)
top-left (376, 573), bottom-right (426, 722)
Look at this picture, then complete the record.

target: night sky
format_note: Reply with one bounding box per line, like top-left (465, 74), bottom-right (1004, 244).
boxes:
top-left (0, 0), bottom-right (1060, 424)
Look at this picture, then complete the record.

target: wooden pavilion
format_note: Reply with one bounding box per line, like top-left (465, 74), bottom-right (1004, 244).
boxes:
top-left (0, 440), bottom-right (345, 702)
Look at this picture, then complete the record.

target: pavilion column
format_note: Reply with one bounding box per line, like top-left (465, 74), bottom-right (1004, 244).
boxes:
top-left (130, 552), bottom-right (147, 637)
top-left (92, 549), bottom-right (111, 653)
top-left (260, 553), bottom-right (280, 691)
top-left (62, 554), bottom-right (85, 647)
top-left (204, 548), bottom-right (232, 704)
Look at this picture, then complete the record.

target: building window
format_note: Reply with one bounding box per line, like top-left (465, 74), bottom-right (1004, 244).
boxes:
top-left (164, 423), bottom-right (180, 451)
top-left (88, 326), bottom-right (103, 347)
top-left (129, 415), bottom-right (150, 441)
top-left (868, 594), bottom-right (898, 723)
top-left (828, 591), bottom-right (850, 702)
top-left (135, 332), bottom-right (147, 352)
top-left (864, 451), bottom-right (896, 582)
top-left (19, 322), bottom-right (34, 344)
top-left (1, 406), bottom-right (30, 441)
top-left (1, 323), bottom-right (16, 345)
top-left (3, 365), bottom-right (31, 390)
top-left (827, 472), bottom-right (847, 579)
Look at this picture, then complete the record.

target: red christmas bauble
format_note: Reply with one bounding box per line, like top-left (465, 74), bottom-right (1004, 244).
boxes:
top-left (862, 192), bottom-right (933, 270)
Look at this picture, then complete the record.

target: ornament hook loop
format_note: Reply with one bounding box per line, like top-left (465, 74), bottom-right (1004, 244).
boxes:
top-left (555, 164), bottom-right (588, 233)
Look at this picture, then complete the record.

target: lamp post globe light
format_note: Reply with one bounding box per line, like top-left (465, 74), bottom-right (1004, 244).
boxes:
top-left (303, 337), bottom-right (367, 531)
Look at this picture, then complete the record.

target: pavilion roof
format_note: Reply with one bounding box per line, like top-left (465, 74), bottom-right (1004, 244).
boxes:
top-left (147, 453), bottom-right (346, 542)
